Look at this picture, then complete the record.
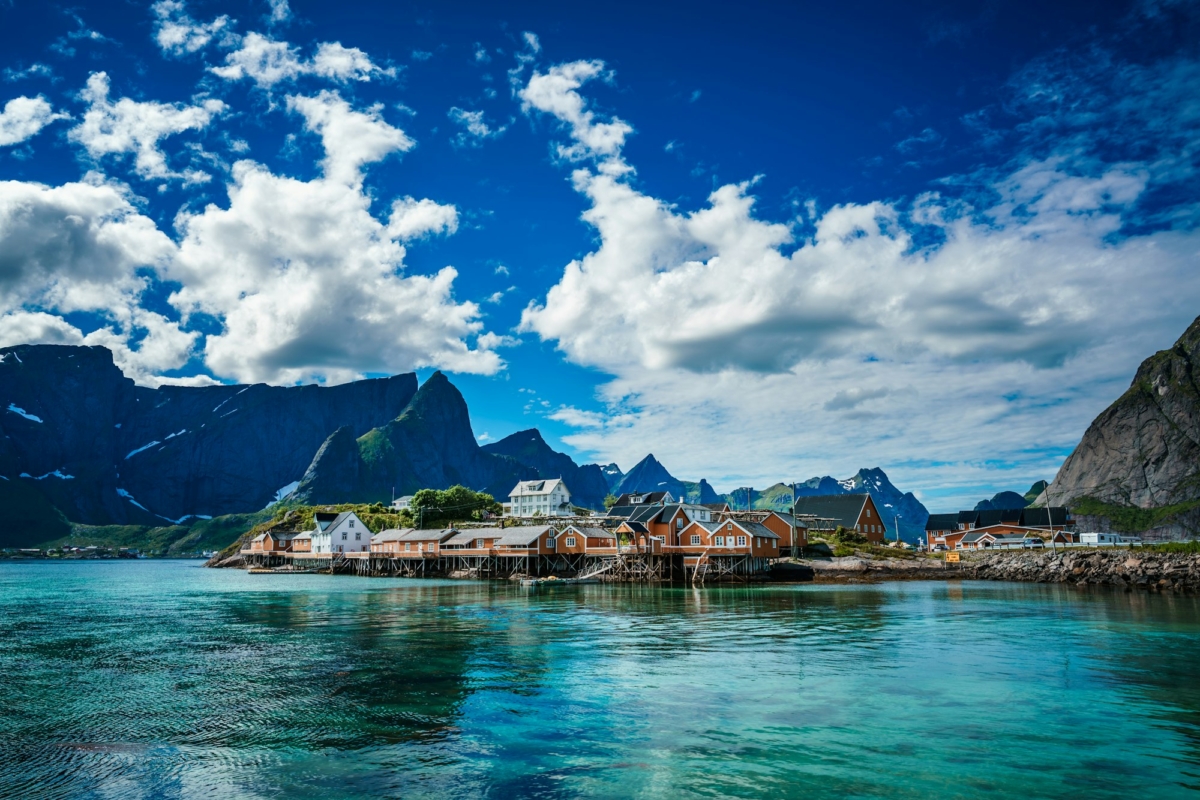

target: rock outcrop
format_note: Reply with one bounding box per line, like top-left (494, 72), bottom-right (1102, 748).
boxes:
top-left (481, 429), bottom-right (610, 510)
top-left (291, 371), bottom-right (536, 504)
top-left (1044, 315), bottom-right (1200, 510)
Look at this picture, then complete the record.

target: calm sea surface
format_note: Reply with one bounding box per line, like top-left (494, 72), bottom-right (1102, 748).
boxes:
top-left (2, 561), bottom-right (1199, 799)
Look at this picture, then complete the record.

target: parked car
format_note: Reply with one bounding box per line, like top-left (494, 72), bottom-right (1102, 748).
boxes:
top-left (1023, 539), bottom-right (1045, 549)
top-left (931, 544), bottom-right (948, 552)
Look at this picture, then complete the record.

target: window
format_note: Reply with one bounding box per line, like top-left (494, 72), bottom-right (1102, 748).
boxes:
top-left (770, 539), bottom-right (775, 548)
top-left (677, 518), bottom-right (683, 529)
top-left (737, 536), bottom-right (747, 547)
top-left (350, 519), bottom-right (355, 527)
top-left (755, 537), bottom-right (761, 547)
top-left (727, 523), bottom-right (733, 531)
top-left (355, 532), bottom-right (361, 541)
top-left (342, 532), bottom-right (347, 540)
top-left (405, 542), bottom-right (410, 551)
top-left (476, 539), bottom-right (484, 548)
top-left (715, 536), bottom-right (724, 546)
top-left (565, 537), bottom-right (576, 547)
top-left (690, 535), bottom-right (701, 545)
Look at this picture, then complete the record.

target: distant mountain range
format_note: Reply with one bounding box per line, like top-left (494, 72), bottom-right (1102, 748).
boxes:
top-left (2, 343), bottom-right (933, 548)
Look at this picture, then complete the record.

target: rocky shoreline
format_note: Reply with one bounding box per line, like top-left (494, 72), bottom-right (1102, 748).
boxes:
top-left (796, 549), bottom-right (1200, 593)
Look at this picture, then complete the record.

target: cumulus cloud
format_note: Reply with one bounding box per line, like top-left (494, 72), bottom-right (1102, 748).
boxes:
top-left (165, 159), bottom-right (500, 385)
top-left (212, 33), bottom-right (390, 88)
top-left (69, 72), bottom-right (225, 182)
top-left (519, 60), bottom-right (632, 168)
top-left (387, 196), bottom-right (459, 240)
top-left (447, 106), bottom-right (507, 147)
top-left (151, 0), bottom-right (232, 56)
top-left (286, 90), bottom-right (412, 185)
top-left (0, 96), bottom-right (67, 146)
top-left (0, 177), bottom-right (195, 384)
top-left (518, 58), bottom-right (1200, 508)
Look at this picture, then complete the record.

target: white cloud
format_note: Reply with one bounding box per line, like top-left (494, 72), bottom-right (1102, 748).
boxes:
top-left (286, 90), bottom-right (412, 185)
top-left (212, 33), bottom-right (390, 88)
top-left (519, 60), bottom-right (632, 169)
top-left (387, 195), bottom-right (459, 240)
top-left (0, 177), bottom-right (195, 385)
top-left (267, 0), bottom-right (292, 24)
top-left (210, 32), bottom-right (304, 87)
top-left (165, 159), bottom-right (500, 385)
top-left (69, 72), bottom-right (225, 182)
top-left (448, 106), bottom-right (507, 146)
top-left (518, 59), bottom-right (1200, 509)
top-left (151, 1), bottom-right (232, 56)
top-left (312, 42), bottom-right (393, 82)
top-left (0, 96), bottom-right (67, 146)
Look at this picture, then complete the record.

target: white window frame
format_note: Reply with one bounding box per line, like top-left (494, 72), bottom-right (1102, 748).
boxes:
top-left (565, 537), bottom-right (576, 547)
top-left (690, 534), bottom-right (701, 545)
top-left (737, 536), bottom-right (747, 547)
top-left (715, 535), bottom-right (724, 546)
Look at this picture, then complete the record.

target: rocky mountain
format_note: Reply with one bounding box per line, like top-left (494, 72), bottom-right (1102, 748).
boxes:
top-left (0, 344), bottom-right (416, 542)
top-left (975, 490), bottom-right (1032, 511)
top-left (1024, 480), bottom-right (1048, 504)
top-left (481, 429), bottom-right (610, 510)
top-left (1042, 314), bottom-right (1200, 536)
top-left (612, 454), bottom-right (689, 499)
top-left (600, 463), bottom-right (624, 491)
top-left (292, 372), bottom-right (535, 505)
top-left (681, 479), bottom-right (723, 505)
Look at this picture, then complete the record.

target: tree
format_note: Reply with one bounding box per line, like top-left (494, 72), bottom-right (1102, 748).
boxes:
top-left (604, 494), bottom-right (618, 510)
top-left (409, 485), bottom-right (501, 528)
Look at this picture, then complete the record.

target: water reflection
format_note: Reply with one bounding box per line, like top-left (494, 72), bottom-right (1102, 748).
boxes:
top-left (2, 563), bottom-right (1200, 798)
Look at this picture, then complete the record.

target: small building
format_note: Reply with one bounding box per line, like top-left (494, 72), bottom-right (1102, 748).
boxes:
top-left (676, 518), bottom-right (780, 558)
top-left (727, 510), bottom-right (807, 553)
top-left (508, 479), bottom-right (573, 517)
top-left (492, 525), bottom-right (559, 555)
top-left (244, 530), bottom-right (297, 554)
top-left (371, 528), bottom-right (458, 555)
top-left (310, 510), bottom-right (370, 554)
top-left (1079, 531), bottom-right (1122, 545)
top-left (441, 529), bottom-right (501, 553)
top-left (792, 494), bottom-right (887, 543)
top-left (291, 532), bottom-right (311, 553)
top-left (560, 526), bottom-right (617, 554)
top-left (391, 495), bottom-right (414, 511)
top-left (925, 513), bottom-right (960, 551)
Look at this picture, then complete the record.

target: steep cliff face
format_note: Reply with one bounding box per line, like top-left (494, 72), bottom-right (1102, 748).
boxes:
top-left (1045, 315), bottom-right (1200, 509)
top-left (0, 344), bottom-right (417, 526)
top-left (293, 372), bottom-right (536, 504)
top-left (481, 429), bottom-right (610, 510)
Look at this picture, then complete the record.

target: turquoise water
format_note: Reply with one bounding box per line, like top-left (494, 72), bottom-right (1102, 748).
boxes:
top-left (2, 562), bottom-right (1200, 799)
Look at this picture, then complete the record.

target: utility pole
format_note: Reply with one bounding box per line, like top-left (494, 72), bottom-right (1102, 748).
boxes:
top-left (894, 514), bottom-right (902, 544)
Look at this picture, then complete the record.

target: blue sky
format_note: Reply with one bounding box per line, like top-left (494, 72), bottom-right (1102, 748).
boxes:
top-left (1, 0), bottom-right (1198, 511)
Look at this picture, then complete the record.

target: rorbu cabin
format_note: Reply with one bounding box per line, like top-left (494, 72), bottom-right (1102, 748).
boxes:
top-left (792, 494), bottom-right (888, 543)
top-left (676, 518), bottom-right (780, 558)
top-left (492, 526), bottom-right (558, 556)
top-left (614, 520), bottom-right (664, 553)
top-left (441, 529), bottom-right (501, 554)
top-left (561, 526), bottom-right (617, 554)
top-left (291, 532), bottom-right (311, 553)
top-left (371, 528), bottom-right (458, 555)
top-left (244, 530), bottom-right (297, 554)
top-left (756, 511), bottom-right (807, 552)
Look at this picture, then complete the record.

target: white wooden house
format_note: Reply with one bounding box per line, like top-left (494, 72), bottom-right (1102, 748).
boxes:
top-left (311, 511), bottom-right (370, 554)
top-left (507, 478), bottom-right (573, 517)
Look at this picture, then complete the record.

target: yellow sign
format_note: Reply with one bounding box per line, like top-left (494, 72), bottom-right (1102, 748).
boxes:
top-left (945, 552), bottom-right (961, 563)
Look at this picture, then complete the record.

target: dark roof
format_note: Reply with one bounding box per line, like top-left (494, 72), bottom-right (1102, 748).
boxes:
top-left (957, 510), bottom-right (978, 525)
top-left (738, 521), bottom-right (780, 540)
top-left (1019, 507), bottom-right (1070, 527)
top-left (925, 513), bottom-right (959, 532)
top-left (791, 494), bottom-right (869, 529)
top-left (620, 521), bottom-right (649, 533)
top-left (613, 491), bottom-right (673, 506)
top-left (314, 511), bottom-right (339, 531)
